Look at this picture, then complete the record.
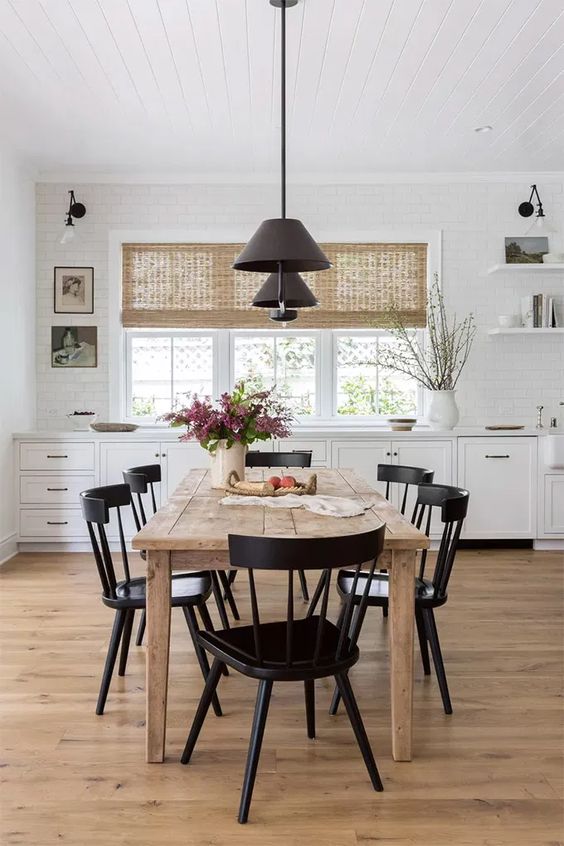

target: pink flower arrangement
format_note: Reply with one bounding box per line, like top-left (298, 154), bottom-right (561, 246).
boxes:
top-left (161, 382), bottom-right (293, 453)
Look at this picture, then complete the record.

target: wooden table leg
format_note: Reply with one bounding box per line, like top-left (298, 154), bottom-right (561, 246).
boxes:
top-left (146, 550), bottom-right (171, 763)
top-left (389, 548), bottom-right (416, 762)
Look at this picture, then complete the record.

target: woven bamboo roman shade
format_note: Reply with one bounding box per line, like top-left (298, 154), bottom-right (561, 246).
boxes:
top-left (121, 242), bottom-right (427, 329)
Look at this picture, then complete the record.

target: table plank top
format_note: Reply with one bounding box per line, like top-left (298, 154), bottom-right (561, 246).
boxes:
top-left (131, 468), bottom-right (430, 552)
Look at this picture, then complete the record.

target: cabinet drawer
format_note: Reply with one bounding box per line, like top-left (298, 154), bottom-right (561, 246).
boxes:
top-left (279, 439), bottom-right (327, 464)
top-left (19, 509), bottom-right (87, 538)
top-left (20, 442), bottom-right (95, 471)
top-left (20, 475), bottom-right (95, 505)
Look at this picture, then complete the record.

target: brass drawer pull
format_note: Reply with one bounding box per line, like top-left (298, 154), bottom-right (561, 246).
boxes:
top-left (484, 454), bottom-right (510, 458)
top-left (47, 455), bottom-right (68, 459)
top-left (47, 487), bottom-right (69, 491)
top-left (47, 521), bottom-right (68, 525)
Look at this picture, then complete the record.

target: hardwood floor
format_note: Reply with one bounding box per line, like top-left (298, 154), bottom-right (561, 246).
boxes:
top-left (1, 549), bottom-right (562, 845)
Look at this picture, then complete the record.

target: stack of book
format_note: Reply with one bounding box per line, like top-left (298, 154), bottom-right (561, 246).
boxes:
top-left (520, 294), bottom-right (559, 328)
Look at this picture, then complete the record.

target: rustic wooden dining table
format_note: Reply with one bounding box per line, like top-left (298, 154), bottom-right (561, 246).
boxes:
top-left (132, 467), bottom-right (430, 764)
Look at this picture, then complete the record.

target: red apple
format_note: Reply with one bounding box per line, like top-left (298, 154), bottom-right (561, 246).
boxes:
top-left (280, 475), bottom-right (296, 488)
top-left (267, 475), bottom-right (281, 489)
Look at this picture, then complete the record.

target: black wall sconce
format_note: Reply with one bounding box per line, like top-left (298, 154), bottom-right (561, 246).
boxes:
top-left (518, 184), bottom-right (554, 235)
top-left (60, 190), bottom-right (86, 244)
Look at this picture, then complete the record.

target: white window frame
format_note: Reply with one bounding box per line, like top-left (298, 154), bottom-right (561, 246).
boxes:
top-left (332, 329), bottom-right (425, 420)
top-left (124, 328), bottom-right (219, 424)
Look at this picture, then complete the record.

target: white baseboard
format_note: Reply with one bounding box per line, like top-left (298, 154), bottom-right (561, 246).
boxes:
top-left (0, 533), bottom-right (18, 565)
top-left (533, 539), bottom-right (564, 550)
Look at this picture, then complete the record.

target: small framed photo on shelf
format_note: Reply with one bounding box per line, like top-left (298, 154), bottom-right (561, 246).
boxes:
top-left (504, 237), bottom-right (548, 264)
top-left (51, 326), bottom-right (97, 368)
top-left (54, 266), bottom-right (94, 314)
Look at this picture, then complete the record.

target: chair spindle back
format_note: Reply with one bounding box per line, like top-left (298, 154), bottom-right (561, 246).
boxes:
top-left (123, 464), bottom-right (161, 530)
top-left (413, 483), bottom-right (469, 598)
top-left (377, 464), bottom-right (434, 520)
top-left (245, 451), bottom-right (313, 469)
top-left (80, 484), bottom-right (134, 599)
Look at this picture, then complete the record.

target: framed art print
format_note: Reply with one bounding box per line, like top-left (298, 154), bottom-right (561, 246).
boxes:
top-left (54, 266), bottom-right (94, 314)
top-left (51, 326), bottom-right (97, 368)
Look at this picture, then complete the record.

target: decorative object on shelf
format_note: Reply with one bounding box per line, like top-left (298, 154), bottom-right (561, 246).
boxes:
top-left (66, 411), bottom-right (97, 431)
top-left (51, 326), bottom-right (97, 368)
top-left (497, 314), bottom-right (520, 328)
top-left (517, 184), bottom-right (555, 236)
top-left (387, 417), bottom-right (417, 432)
top-left (521, 294), bottom-right (558, 328)
top-left (542, 252), bottom-right (564, 263)
top-left (54, 266), bottom-right (94, 314)
top-left (233, 0), bottom-right (330, 323)
top-left (376, 274), bottom-right (476, 431)
top-left (90, 423), bottom-right (139, 433)
top-left (224, 470), bottom-right (317, 497)
top-left (60, 190), bottom-right (86, 245)
top-left (161, 382), bottom-right (293, 489)
top-left (505, 236), bottom-right (548, 264)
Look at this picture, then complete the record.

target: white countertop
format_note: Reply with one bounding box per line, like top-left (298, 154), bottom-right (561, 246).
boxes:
top-left (13, 426), bottom-right (546, 440)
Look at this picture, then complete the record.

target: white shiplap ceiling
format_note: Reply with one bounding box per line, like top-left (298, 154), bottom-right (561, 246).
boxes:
top-left (0, 0), bottom-right (563, 177)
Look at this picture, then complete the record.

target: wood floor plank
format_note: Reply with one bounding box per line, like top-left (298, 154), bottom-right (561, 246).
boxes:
top-left (0, 549), bottom-right (563, 845)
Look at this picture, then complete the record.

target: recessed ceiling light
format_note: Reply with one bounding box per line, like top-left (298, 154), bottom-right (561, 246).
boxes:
top-left (474, 125), bottom-right (493, 133)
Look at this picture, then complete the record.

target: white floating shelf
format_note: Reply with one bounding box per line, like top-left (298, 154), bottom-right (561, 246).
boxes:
top-left (487, 263), bottom-right (564, 274)
top-left (488, 327), bottom-right (564, 335)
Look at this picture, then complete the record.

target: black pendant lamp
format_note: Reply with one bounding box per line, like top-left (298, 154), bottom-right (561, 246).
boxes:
top-left (234, 0), bottom-right (330, 322)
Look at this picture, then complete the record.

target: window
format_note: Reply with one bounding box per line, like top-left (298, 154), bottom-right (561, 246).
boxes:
top-left (335, 334), bottom-right (418, 417)
top-left (127, 331), bottom-right (215, 420)
top-left (233, 333), bottom-right (318, 415)
top-left (124, 329), bottom-right (420, 422)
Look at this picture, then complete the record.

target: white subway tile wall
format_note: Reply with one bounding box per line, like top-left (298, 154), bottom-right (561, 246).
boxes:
top-left (36, 181), bottom-right (564, 430)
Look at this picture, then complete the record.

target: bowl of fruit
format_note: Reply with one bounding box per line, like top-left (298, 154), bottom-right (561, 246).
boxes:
top-left (67, 410), bottom-right (97, 431)
top-left (224, 471), bottom-right (317, 497)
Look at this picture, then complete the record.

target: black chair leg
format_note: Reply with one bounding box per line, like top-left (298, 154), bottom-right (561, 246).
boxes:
top-left (382, 605), bottom-right (388, 618)
top-left (118, 609), bottom-right (134, 677)
top-left (135, 610), bottom-right (146, 646)
top-left (238, 679), bottom-right (273, 824)
top-left (329, 604), bottom-right (366, 716)
top-left (218, 570), bottom-right (240, 621)
top-left (415, 606), bottom-right (431, 676)
top-left (198, 602), bottom-right (228, 676)
top-left (210, 571), bottom-right (230, 630)
top-left (181, 658), bottom-right (224, 765)
top-left (183, 606), bottom-right (222, 717)
top-left (424, 608), bottom-right (452, 714)
top-left (227, 570), bottom-right (237, 588)
top-left (96, 609), bottom-right (126, 715)
top-left (304, 679), bottom-right (315, 739)
top-left (298, 570), bottom-right (310, 602)
top-left (335, 672), bottom-right (383, 791)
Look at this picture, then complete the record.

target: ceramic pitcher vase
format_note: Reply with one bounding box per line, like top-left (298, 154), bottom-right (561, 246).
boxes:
top-left (208, 440), bottom-right (247, 489)
top-left (427, 390), bottom-right (460, 431)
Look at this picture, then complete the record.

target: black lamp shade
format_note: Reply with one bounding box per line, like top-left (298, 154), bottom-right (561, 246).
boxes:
top-left (251, 272), bottom-right (318, 309)
top-left (233, 218), bottom-right (331, 272)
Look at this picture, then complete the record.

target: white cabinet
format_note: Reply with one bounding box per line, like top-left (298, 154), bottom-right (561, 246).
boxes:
top-left (331, 441), bottom-right (392, 496)
top-left (161, 442), bottom-right (204, 499)
top-left (543, 476), bottom-right (564, 534)
top-left (20, 474), bottom-right (95, 505)
top-left (279, 439), bottom-right (328, 466)
top-left (458, 437), bottom-right (537, 538)
top-left (20, 441), bottom-right (94, 471)
top-left (100, 442), bottom-right (162, 539)
top-left (393, 440), bottom-right (453, 533)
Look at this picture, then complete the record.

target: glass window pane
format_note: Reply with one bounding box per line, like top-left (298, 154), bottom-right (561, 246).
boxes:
top-left (130, 337), bottom-right (171, 418)
top-left (377, 338), bottom-right (417, 416)
top-left (172, 336), bottom-right (214, 407)
top-left (336, 337), bottom-right (378, 415)
top-left (233, 335), bottom-right (316, 416)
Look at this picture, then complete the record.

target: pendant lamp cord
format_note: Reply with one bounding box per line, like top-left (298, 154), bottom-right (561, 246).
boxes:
top-left (278, 0), bottom-right (287, 314)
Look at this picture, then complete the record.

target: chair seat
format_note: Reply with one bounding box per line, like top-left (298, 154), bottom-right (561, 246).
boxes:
top-left (336, 570), bottom-right (446, 608)
top-left (198, 616), bottom-right (359, 681)
top-left (103, 573), bottom-right (212, 610)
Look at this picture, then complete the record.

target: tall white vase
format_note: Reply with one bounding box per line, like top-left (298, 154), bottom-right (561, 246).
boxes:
top-left (208, 440), bottom-right (247, 489)
top-left (427, 390), bottom-right (460, 431)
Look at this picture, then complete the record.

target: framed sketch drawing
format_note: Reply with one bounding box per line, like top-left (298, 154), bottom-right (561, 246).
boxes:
top-left (54, 266), bottom-right (94, 313)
